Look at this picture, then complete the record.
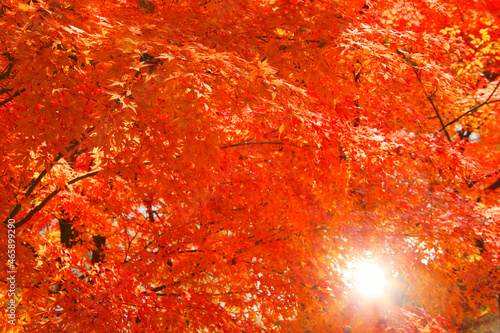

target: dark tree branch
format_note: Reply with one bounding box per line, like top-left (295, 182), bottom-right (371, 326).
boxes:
top-left (220, 137), bottom-right (321, 149)
top-left (123, 215), bottom-right (148, 263)
top-left (220, 141), bottom-right (285, 149)
top-left (440, 99), bottom-right (500, 133)
top-left (59, 217), bottom-right (79, 248)
top-left (4, 131), bottom-right (92, 226)
top-left (440, 80), bottom-right (500, 132)
top-left (91, 235), bottom-right (106, 264)
top-left (13, 169), bottom-right (100, 228)
top-left (0, 58), bottom-right (14, 80)
top-left (5, 142), bottom-right (80, 224)
top-left (396, 49), bottom-right (452, 141)
top-left (466, 167), bottom-right (500, 188)
top-left (486, 177), bottom-right (500, 191)
top-left (0, 57), bottom-right (22, 106)
top-left (0, 89), bottom-right (24, 108)
top-left (411, 66), bottom-right (452, 141)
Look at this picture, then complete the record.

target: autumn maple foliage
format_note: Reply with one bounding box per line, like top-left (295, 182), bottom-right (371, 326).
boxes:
top-left (1, 0), bottom-right (500, 331)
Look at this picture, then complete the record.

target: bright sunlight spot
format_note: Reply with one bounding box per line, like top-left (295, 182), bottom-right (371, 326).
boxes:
top-left (343, 258), bottom-right (388, 299)
top-left (352, 261), bottom-right (387, 298)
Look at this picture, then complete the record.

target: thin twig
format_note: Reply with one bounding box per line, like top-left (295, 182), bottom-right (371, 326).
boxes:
top-left (397, 49), bottom-right (451, 141)
top-left (440, 80), bottom-right (500, 131)
top-left (467, 167), bottom-right (500, 188)
top-left (220, 141), bottom-right (285, 149)
top-left (123, 216), bottom-right (148, 263)
top-left (412, 67), bottom-right (451, 141)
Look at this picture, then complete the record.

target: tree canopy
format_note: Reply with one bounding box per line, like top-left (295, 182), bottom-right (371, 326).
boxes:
top-left (1, 0), bottom-right (500, 331)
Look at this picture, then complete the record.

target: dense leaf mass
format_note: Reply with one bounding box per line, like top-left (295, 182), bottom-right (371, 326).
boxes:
top-left (1, 0), bottom-right (500, 332)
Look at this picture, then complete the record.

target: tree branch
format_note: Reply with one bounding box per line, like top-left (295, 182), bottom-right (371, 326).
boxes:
top-left (13, 169), bottom-right (100, 229)
top-left (220, 139), bottom-right (321, 149)
top-left (4, 131), bottom-right (93, 225)
top-left (0, 58), bottom-right (14, 81)
top-left (220, 141), bottom-right (285, 149)
top-left (123, 215), bottom-right (149, 263)
top-left (440, 80), bottom-right (500, 131)
top-left (486, 177), bottom-right (500, 191)
top-left (0, 89), bottom-right (24, 108)
top-left (466, 167), bottom-right (500, 188)
top-left (412, 66), bottom-right (452, 141)
top-left (398, 49), bottom-right (452, 141)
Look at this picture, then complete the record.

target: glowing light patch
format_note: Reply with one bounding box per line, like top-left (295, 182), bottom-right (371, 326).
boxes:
top-left (353, 262), bottom-right (387, 298)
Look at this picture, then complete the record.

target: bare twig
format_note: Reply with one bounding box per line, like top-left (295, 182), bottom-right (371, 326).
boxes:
top-left (123, 215), bottom-right (149, 263)
top-left (440, 80), bottom-right (500, 132)
top-left (397, 49), bottom-right (451, 141)
top-left (220, 141), bottom-right (285, 149)
top-left (412, 66), bottom-right (452, 141)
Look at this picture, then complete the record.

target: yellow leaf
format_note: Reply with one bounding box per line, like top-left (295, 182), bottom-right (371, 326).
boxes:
top-left (278, 123), bottom-right (285, 138)
top-left (17, 2), bottom-right (33, 11)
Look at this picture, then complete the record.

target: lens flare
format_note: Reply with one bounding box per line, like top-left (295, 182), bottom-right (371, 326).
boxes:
top-left (352, 262), bottom-right (387, 298)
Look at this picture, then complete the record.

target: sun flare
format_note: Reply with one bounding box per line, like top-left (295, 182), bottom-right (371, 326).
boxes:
top-left (351, 261), bottom-right (387, 298)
